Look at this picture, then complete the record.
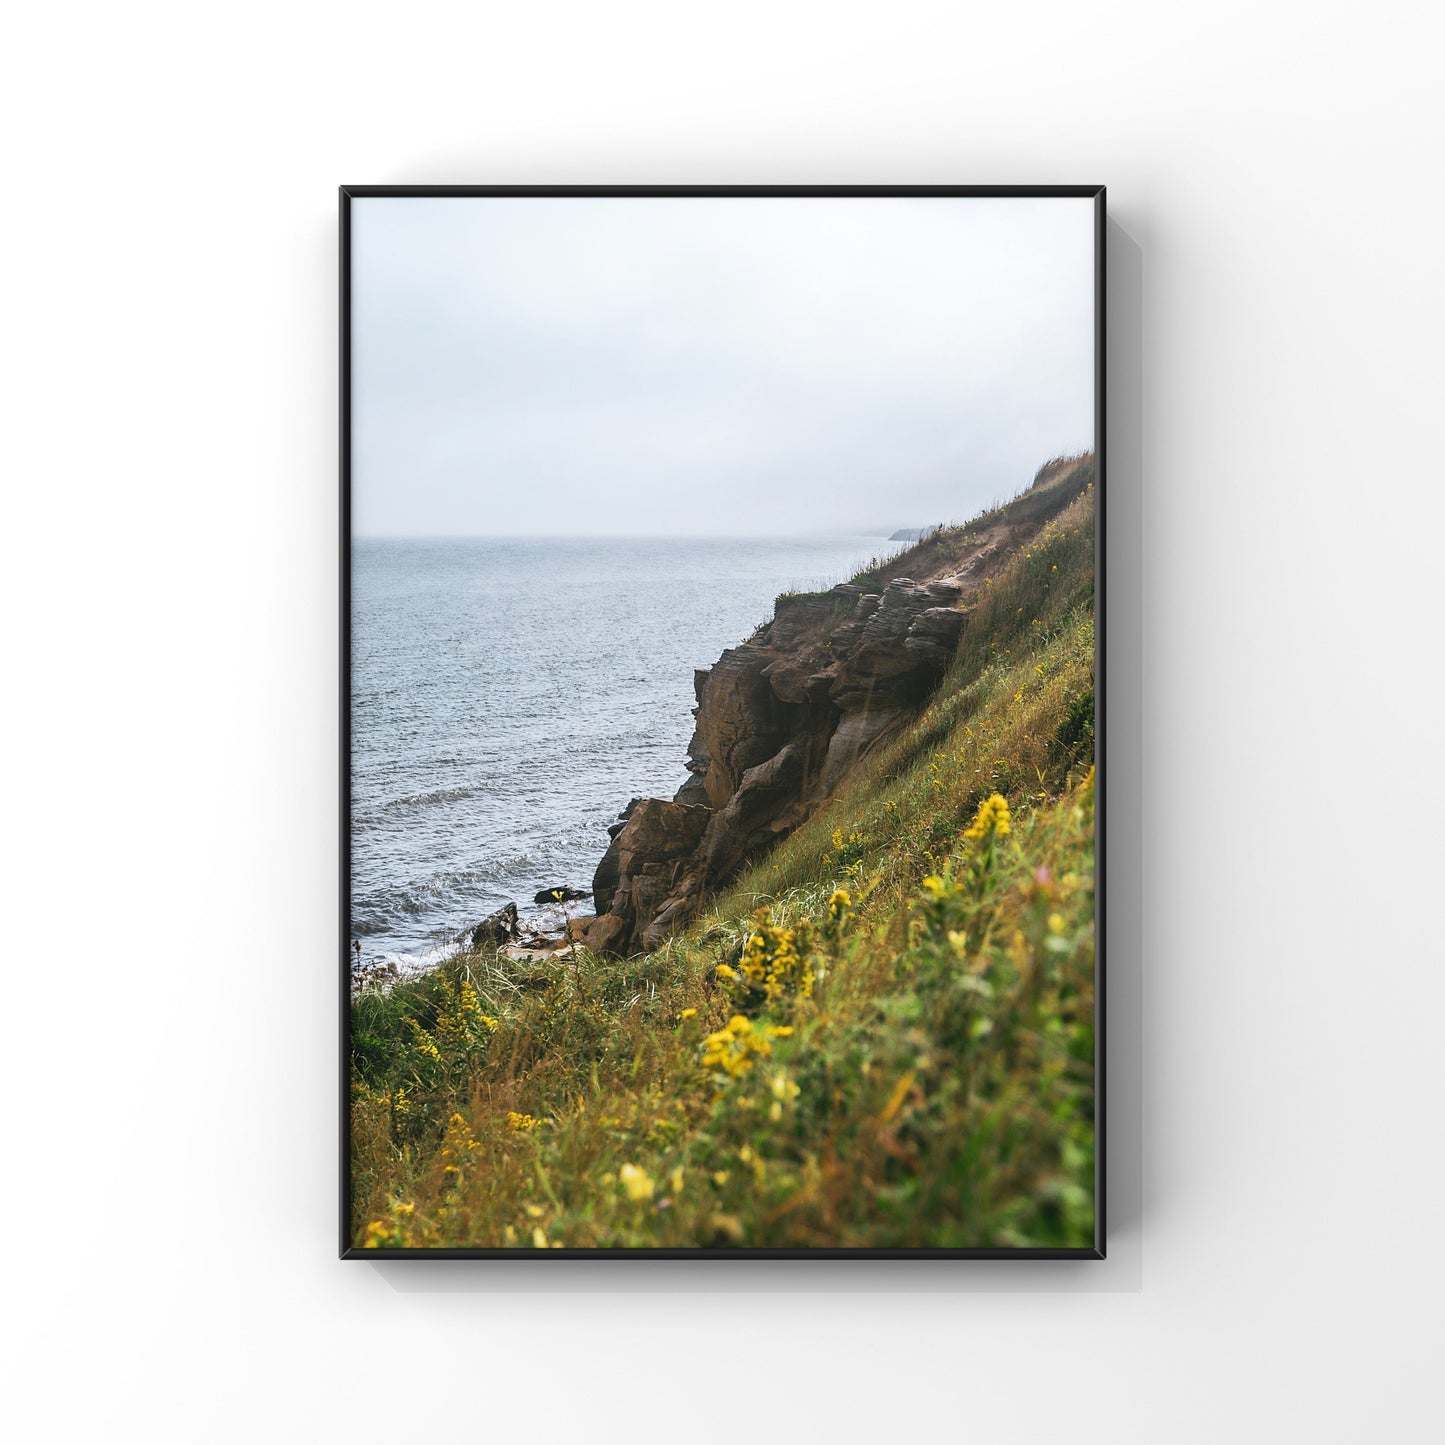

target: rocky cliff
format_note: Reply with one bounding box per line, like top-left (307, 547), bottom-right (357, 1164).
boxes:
top-left (583, 455), bottom-right (1094, 956)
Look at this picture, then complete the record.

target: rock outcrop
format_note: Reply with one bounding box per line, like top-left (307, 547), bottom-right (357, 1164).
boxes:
top-left (589, 799), bottom-right (713, 954)
top-left (462, 902), bottom-right (520, 949)
top-left (533, 885), bottom-right (589, 905)
top-left (585, 456), bottom-right (1092, 955)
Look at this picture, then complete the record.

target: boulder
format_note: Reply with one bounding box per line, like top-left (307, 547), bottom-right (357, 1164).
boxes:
top-left (533, 885), bottom-right (588, 905)
top-left (582, 912), bottom-right (631, 956)
top-left (463, 902), bottom-right (519, 950)
top-left (566, 914), bottom-right (606, 947)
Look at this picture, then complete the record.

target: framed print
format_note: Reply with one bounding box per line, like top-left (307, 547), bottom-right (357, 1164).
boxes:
top-left (341, 186), bottom-right (1105, 1258)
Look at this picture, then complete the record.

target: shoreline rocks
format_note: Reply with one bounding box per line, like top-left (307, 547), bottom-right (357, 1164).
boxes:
top-left (581, 459), bottom-right (1092, 958)
top-left (462, 902), bottom-right (520, 949)
top-left (583, 572), bottom-right (977, 955)
top-left (533, 885), bottom-right (589, 905)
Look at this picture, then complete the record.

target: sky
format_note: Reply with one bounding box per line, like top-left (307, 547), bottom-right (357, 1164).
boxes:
top-left (351, 196), bottom-right (1096, 537)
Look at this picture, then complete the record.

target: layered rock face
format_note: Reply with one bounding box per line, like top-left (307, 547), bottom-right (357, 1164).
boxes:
top-left (587, 458), bottom-right (1091, 955)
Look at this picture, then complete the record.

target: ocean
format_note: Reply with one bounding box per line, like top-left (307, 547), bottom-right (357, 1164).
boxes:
top-left (350, 534), bottom-right (893, 970)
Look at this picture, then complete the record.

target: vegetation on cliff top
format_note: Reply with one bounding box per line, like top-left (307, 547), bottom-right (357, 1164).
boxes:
top-left (350, 466), bottom-right (1096, 1251)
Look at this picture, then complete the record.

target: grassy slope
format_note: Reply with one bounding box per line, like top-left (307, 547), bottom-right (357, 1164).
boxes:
top-left (351, 473), bottom-right (1097, 1250)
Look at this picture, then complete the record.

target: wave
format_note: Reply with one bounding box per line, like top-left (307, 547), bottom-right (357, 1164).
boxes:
top-left (351, 854), bottom-right (546, 930)
top-left (353, 782), bottom-right (493, 825)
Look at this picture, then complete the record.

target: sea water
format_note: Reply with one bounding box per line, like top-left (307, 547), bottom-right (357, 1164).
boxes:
top-left (350, 535), bottom-right (892, 969)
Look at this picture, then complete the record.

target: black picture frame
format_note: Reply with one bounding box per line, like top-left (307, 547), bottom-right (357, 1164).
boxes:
top-left (339, 184), bottom-right (1106, 1260)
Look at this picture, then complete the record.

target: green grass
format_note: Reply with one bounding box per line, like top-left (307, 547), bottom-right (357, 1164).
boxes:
top-left (350, 478), bottom-right (1097, 1251)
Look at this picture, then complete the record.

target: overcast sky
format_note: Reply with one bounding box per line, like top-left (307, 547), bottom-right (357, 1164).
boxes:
top-left (351, 196), bottom-right (1095, 537)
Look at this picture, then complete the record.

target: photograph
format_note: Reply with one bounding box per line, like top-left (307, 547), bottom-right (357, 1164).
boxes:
top-left (15, 3), bottom-right (1443, 1435)
top-left (344, 188), bottom-right (1103, 1254)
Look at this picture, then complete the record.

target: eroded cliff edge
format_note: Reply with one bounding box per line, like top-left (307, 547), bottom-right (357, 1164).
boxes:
top-left (582, 455), bottom-right (1094, 956)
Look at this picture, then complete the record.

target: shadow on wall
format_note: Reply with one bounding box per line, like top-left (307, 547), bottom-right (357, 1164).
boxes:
top-left (363, 215), bottom-right (1147, 1296)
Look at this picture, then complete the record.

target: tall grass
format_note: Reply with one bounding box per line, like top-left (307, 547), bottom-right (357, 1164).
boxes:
top-left (350, 478), bottom-right (1097, 1251)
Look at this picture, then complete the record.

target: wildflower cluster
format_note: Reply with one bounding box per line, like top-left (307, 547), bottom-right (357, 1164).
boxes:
top-left (406, 1017), bottom-right (441, 1063)
top-left (715, 907), bottom-right (817, 1005)
top-left (439, 1112), bottom-right (481, 1185)
top-left (963, 792), bottom-right (1011, 844)
top-left (700, 1014), bottom-right (795, 1080)
top-left (435, 977), bottom-right (499, 1046)
top-left (821, 827), bottom-right (865, 871)
top-left (347, 466), bottom-right (1098, 1252)
top-left (401, 975), bottom-right (500, 1083)
top-left (362, 1199), bottom-right (417, 1249)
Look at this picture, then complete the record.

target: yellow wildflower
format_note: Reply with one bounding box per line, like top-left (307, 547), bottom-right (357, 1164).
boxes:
top-left (406, 1018), bottom-right (441, 1062)
top-left (700, 1015), bottom-right (793, 1080)
top-left (619, 1164), bottom-right (655, 1202)
top-left (963, 792), bottom-right (1011, 843)
top-left (438, 1112), bottom-right (477, 1177)
top-left (729, 908), bottom-right (817, 1004)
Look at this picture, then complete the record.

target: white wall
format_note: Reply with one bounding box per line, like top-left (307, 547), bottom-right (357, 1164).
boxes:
top-left (4, 3), bottom-right (1441, 1440)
